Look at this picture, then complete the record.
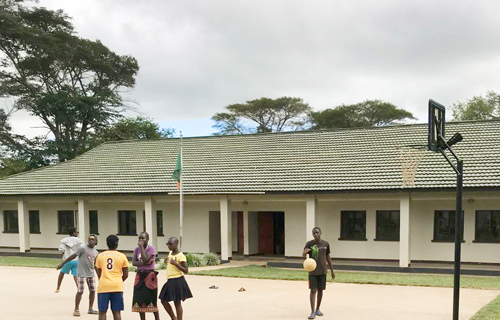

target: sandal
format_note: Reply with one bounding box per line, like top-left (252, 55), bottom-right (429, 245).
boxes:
top-left (73, 310), bottom-right (80, 317)
top-left (88, 310), bottom-right (98, 315)
top-left (209, 285), bottom-right (219, 289)
top-left (238, 287), bottom-right (246, 292)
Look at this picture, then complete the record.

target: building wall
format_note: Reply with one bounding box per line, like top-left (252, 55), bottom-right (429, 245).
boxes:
top-left (317, 199), bottom-right (400, 260)
top-left (1, 192), bottom-right (500, 263)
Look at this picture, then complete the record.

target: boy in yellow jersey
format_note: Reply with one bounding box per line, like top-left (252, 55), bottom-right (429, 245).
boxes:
top-left (95, 235), bottom-right (129, 320)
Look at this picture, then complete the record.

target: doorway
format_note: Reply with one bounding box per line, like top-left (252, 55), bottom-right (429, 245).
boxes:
top-left (258, 212), bottom-right (285, 255)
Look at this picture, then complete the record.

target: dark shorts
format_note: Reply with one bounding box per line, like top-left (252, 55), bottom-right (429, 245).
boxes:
top-left (98, 292), bottom-right (124, 312)
top-left (309, 274), bottom-right (326, 291)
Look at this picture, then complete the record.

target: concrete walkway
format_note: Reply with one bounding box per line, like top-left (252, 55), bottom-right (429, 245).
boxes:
top-left (1, 266), bottom-right (498, 320)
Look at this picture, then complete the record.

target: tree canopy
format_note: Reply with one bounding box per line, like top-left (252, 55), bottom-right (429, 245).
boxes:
top-left (309, 100), bottom-right (415, 129)
top-left (212, 97), bottom-right (311, 134)
top-left (452, 91), bottom-right (500, 121)
top-left (90, 116), bottom-right (174, 146)
top-left (0, 0), bottom-right (139, 161)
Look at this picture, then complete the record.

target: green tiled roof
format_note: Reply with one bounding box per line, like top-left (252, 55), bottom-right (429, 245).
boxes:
top-left (1, 120), bottom-right (499, 195)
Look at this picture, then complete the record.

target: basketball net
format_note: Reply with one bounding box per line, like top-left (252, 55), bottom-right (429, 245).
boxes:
top-left (399, 146), bottom-right (428, 187)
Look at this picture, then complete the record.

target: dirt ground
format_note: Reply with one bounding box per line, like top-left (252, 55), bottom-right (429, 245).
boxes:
top-left (1, 266), bottom-right (498, 320)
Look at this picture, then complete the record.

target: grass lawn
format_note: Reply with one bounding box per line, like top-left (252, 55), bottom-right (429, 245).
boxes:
top-left (0, 256), bottom-right (61, 268)
top-left (191, 265), bottom-right (500, 290)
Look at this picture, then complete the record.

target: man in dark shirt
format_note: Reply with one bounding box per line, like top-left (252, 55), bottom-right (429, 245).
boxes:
top-left (303, 227), bottom-right (335, 319)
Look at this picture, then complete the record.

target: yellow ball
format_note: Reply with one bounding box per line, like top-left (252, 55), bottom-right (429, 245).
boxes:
top-left (303, 258), bottom-right (317, 272)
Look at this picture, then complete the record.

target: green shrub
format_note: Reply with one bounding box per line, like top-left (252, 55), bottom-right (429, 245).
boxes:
top-left (186, 252), bottom-right (206, 267)
top-left (204, 252), bottom-right (220, 266)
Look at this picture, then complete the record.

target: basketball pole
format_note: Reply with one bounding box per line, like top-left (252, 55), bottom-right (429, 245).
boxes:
top-left (438, 137), bottom-right (463, 320)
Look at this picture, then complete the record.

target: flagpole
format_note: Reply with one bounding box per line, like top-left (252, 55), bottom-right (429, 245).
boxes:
top-left (179, 132), bottom-right (184, 250)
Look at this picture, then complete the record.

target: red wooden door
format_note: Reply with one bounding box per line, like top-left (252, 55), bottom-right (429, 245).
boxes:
top-left (258, 212), bottom-right (274, 254)
top-left (237, 212), bottom-right (244, 254)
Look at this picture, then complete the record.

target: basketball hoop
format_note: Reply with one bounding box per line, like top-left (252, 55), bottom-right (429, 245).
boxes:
top-left (399, 146), bottom-right (428, 187)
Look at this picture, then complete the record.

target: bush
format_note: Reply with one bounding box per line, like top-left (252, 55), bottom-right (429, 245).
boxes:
top-left (186, 252), bottom-right (206, 267)
top-left (204, 252), bottom-right (220, 266)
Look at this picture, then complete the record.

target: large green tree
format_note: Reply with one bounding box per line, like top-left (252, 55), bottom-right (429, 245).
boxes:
top-left (212, 97), bottom-right (311, 134)
top-left (452, 91), bottom-right (500, 121)
top-left (0, 0), bottom-right (139, 161)
top-left (89, 116), bottom-right (174, 146)
top-left (309, 100), bottom-right (415, 129)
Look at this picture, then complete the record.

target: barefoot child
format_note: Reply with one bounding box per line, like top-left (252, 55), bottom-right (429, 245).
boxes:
top-left (57, 234), bottom-right (99, 316)
top-left (95, 235), bottom-right (129, 320)
top-left (303, 227), bottom-right (335, 319)
top-left (132, 232), bottom-right (159, 320)
top-left (159, 237), bottom-right (193, 320)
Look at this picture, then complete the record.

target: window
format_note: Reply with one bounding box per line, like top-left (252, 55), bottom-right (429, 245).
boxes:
top-left (89, 210), bottom-right (99, 234)
top-left (157, 210), bottom-right (164, 236)
top-left (376, 210), bottom-right (400, 241)
top-left (475, 210), bottom-right (500, 243)
top-left (58, 211), bottom-right (75, 234)
top-left (433, 210), bottom-right (464, 242)
top-left (29, 210), bottom-right (40, 234)
top-left (340, 211), bottom-right (366, 240)
top-left (3, 210), bottom-right (18, 233)
top-left (118, 210), bottom-right (136, 235)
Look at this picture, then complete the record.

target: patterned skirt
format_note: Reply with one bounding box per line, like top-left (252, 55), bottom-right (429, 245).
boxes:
top-left (159, 276), bottom-right (193, 302)
top-left (132, 270), bottom-right (159, 313)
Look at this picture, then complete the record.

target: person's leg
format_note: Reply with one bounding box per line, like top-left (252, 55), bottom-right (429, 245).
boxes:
top-left (56, 272), bottom-right (64, 292)
top-left (109, 292), bottom-right (124, 320)
top-left (98, 293), bottom-right (109, 320)
top-left (316, 290), bottom-right (323, 314)
top-left (111, 311), bottom-right (121, 320)
top-left (75, 292), bottom-right (83, 312)
top-left (73, 276), bottom-right (78, 287)
top-left (75, 277), bottom-right (84, 313)
top-left (174, 301), bottom-right (183, 320)
top-left (309, 290), bottom-right (316, 314)
top-left (161, 300), bottom-right (177, 320)
top-left (88, 278), bottom-right (97, 313)
top-left (139, 312), bottom-right (146, 320)
top-left (153, 311), bottom-right (160, 320)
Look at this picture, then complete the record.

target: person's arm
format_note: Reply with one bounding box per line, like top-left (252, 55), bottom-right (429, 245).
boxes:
top-left (169, 259), bottom-right (188, 274)
top-left (122, 268), bottom-right (129, 281)
top-left (57, 253), bottom-right (77, 270)
top-left (95, 268), bottom-right (102, 279)
top-left (326, 253), bottom-right (335, 280)
top-left (302, 243), bottom-right (311, 259)
top-left (326, 243), bottom-right (335, 280)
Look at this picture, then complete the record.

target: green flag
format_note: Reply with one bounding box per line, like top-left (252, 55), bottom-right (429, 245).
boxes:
top-left (172, 152), bottom-right (181, 183)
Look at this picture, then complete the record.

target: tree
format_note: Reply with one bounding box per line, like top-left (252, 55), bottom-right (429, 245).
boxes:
top-left (0, 107), bottom-right (53, 177)
top-left (452, 91), bottom-right (500, 121)
top-left (212, 97), bottom-right (311, 134)
top-left (0, 1), bottom-right (139, 161)
top-left (89, 116), bottom-right (174, 146)
top-left (309, 100), bottom-right (415, 129)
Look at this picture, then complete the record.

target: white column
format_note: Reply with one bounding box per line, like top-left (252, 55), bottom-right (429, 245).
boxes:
top-left (78, 198), bottom-right (89, 241)
top-left (399, 193), bottom-right (411, 268)
top-left (243, 210), bottom-right (249, 256)
top-left (220, 196), bottom-right (232, 260)
top-left (144, 197), bottom-right (158, 249)
top-left (306, 196), bottom-right (317, 242)
top-left (17, 199), bottom-right (30, 252)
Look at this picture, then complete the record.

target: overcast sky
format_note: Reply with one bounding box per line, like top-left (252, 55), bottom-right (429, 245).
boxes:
top-left (6, 0), bottom-right (500, 137)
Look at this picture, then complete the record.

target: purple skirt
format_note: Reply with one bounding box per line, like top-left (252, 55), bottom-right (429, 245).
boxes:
top-left (159, 276), bottom-right (193, 302)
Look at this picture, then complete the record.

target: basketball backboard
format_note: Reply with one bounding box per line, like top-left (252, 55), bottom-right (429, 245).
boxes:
top-left (428, 99), bottom-right (446, 151)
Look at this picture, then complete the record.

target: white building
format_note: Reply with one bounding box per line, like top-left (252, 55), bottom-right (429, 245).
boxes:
top-left (1, 120), bottom-right (500, 268)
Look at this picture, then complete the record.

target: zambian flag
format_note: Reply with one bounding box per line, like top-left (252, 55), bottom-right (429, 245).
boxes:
top-left (172, 152), bottom-right (181, 190)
